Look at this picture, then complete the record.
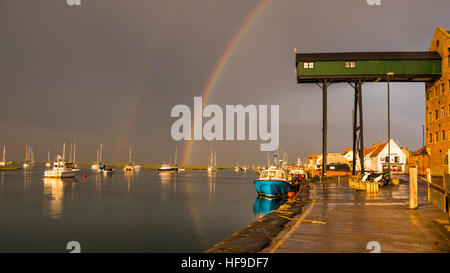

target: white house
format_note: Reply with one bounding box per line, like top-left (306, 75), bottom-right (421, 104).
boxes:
top-left (365, 139), bottom-right (407, 173)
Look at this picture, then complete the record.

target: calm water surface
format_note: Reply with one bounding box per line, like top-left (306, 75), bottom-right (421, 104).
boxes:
top-left (0, 166), bottom-right (265, 253)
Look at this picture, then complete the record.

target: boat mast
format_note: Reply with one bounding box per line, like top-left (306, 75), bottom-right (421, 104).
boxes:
top-left (129, 146), bottom-right (132, 165)
top-left (2, 146), bottom-right (5, 162)
top-left (48, 150), bottom-right (50, 162)
top-left (62, 143), bottom-right (66, 161)
top-left (25, 144), bottom-right (28, 161)
top-left (74, 142), bottom-right (77, 164)
top-left (174, 145), bottom-right (178, 166)
top-left (100, 144), bottom-right (103, 163)
top-left (69, 143), bottom-right (73, 162)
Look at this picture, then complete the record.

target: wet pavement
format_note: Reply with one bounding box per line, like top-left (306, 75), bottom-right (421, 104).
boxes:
top-left (262, 175), bottom-right (450, 253)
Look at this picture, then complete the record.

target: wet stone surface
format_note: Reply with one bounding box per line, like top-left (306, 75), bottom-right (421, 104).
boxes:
top-left (262, 175), bottom-right (450, 253)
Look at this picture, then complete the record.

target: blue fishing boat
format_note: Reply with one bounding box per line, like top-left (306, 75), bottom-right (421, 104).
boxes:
top-left (253, 166), bottom-right (291, 198)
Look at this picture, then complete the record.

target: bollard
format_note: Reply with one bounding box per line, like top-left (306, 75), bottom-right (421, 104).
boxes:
top-left (392, 177), bottom-right (399, 185)
top-left (409, 167), bottom-right (418, 209)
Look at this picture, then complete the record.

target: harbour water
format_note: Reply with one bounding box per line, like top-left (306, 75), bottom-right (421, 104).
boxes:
top-left (0, 166), bottom-right (261, 253)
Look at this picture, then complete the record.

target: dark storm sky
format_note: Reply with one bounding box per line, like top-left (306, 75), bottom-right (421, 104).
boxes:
top-left (1, 0), bottom-right (449, 165)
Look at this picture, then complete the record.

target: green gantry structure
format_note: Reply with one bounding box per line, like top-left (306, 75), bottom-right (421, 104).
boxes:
top-left (294, 51), bottom-right (442, 175)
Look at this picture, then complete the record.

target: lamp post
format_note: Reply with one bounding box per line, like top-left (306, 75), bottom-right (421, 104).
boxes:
top-left (387, 72), bottom-right (394, 180)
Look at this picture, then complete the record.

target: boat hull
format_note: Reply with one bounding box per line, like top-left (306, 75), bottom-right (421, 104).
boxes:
top-left (158, 168), bottom-right (178, 172)
top-left (44, 170), bottom-right (79, 178)
top-left (253, 180), bottom-right (291, 198)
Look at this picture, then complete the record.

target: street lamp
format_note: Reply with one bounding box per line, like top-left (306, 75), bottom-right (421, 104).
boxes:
top-left (387, 72), bottom-right (394, 180)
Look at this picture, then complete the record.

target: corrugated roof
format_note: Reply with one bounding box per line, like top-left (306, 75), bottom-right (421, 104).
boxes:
top-left (296, 51), bottom-right (441, 62)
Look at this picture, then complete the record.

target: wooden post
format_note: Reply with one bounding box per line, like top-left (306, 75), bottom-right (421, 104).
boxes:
top-left (426, 168), bottom-right (431, 201)
top-left (409, 167), bottom-right (418, 209)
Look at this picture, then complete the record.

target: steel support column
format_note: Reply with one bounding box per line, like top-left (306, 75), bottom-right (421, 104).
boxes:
top-left (352, 81), bottom-right (364, 175)
top-left (322, 79), bottom-right (328, 176)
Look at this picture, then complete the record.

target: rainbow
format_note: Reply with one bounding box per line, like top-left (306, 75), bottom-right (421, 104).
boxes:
top-left (181, 0), bottom-right (272, 166)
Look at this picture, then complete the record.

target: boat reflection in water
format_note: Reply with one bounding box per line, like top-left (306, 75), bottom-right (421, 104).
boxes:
top-left (208, 171), bottom-right (216, 206)
top-left (253, 197), bottom-right (286, 219)
top-left (43, 177), bottom-right (75, 219)
top-left (159, 171), bottom-right (176, 194)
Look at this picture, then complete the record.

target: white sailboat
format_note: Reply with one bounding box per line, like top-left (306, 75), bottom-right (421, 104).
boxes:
top-left (44, 143), bottom-right (80, 178)
top-left (207, 147), bottom-right (216, 173)
top-left (0, 146), bottom-right (7, 166)
top-left (91, 144), bottom-right (103, 170)
top-left (46, 151), bottom-right (51, 168)
top-left (71, 142), bottom-right (80, 172)
top-left (123, 146), bottom-right (137, 172)
top-left (23, 144), bottom-right (34, 168)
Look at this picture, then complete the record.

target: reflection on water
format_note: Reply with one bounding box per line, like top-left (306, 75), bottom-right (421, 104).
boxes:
top-left (43, 177), bottom-right (75, 219)
top-left (24, 168), bottom-right (32, 192)
top-left (159, 171), bottom-right (176, 194)
top-left (0, 166), bottom-right (259, 252)
top-left (208, 172), bottom-right (216, 206)
top-left (253, 197), bottom-right (285, 219)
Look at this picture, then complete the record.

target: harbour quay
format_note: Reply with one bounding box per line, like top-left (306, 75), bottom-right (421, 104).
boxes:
top-left (208, 175), bottom-right (450, 253)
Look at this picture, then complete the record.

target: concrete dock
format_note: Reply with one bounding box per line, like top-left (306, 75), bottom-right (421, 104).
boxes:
top-left (262, 176), bottom-right (450, 253)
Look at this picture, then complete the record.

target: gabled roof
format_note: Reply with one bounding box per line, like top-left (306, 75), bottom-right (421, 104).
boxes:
top-left (410, 146), bottom-right (430, 156)
top-left (369, 141), bottom-right (388, 158)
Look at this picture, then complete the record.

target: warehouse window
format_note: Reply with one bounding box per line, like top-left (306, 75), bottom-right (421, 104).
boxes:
top-left (303, 62), bottom-right (314, 69)
top-left (429, 112), bottom-right (432, 122)
top-left (435, 87), bottom-right (439, 97)
top-left (345, 61), bottom-right (356, 68)
top-left (430, 133), bottom-right (433, 144)
top-left (436, 132), bottom-right (439, 142)
top-left (436, 109), bottom-right (439, 120)
top-left (443, 130), bottom-right (446, 141)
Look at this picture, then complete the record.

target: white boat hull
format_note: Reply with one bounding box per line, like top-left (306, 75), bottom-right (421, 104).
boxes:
top-left (44, 170), bottom-right (79, 178)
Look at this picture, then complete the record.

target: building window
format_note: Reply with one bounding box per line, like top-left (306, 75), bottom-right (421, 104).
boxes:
top-left (436, 109), bottom-right (439, 120)
top-left (443, 130), bottom-right (446, 141)
top-left (430, 133), bottom-right (433, 144)
top-left (303, 62), bottom-right (314, 69)
top-left (394, 156), bottom-right (399, 163)
top-left (345, 61), bottom-right (355, 68)
top-left (436, 131), bottom-right (439, 142)
top-left (435, 87), bottom-right (439, 97)
top-left (442, 107), bottom-right (445, 118)
top-left (429, 112), bottom-right (432, 122)
top-left (445, 155), bottom-right (448, 165)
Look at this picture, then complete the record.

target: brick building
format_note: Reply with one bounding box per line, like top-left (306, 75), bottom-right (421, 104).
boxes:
top-left (426, 27), bottom-right (450, 176)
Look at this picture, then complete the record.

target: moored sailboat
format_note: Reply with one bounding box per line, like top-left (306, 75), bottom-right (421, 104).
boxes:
top-left (207, 147), bottom-right (216, 173)
top-left (123, 146), bottom-right (137, 172)
top-left (0, 146), bottom-right (7, 166)
top-left (23, 144), bottom-right (34, 168)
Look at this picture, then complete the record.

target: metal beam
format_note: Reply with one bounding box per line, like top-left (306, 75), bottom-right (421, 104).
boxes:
top-left (352, 81), bottom-right (364, 175)
top-left (322, 79), bottom-right (328, 176)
